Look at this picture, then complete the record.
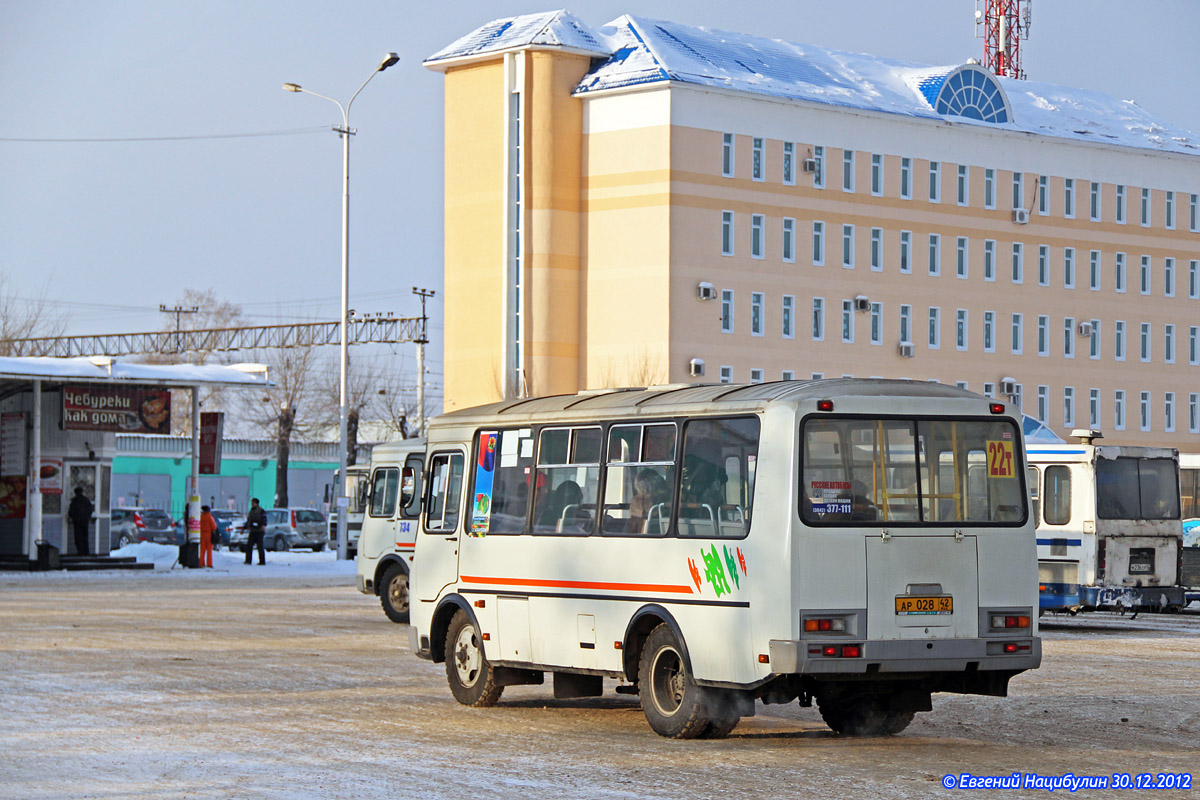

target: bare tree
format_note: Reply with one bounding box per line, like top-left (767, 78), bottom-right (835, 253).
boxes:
top-left (0, 271), bottom-right (67, 355)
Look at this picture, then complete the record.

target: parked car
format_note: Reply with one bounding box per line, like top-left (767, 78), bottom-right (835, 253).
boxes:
top-left (109, 507), bottom-right (175, 548)
top-left (228, 508), bottom-right (327, 552)
top-left (211, 510), bottom-right (245, 547)
top-left (171, 513), bottom-right (231, 547)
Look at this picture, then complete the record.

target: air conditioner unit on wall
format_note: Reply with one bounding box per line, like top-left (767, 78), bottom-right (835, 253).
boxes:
top-left (853, 295), bottom-right (870, 312)
top-left (802, 158), bottom-right (818, 173)
top-left (898, 342), bottom-right (914, 358)
top-left (1012, 208), bottom-right (1030, 224)
top-left (697, 281), bottom-right (716, 301)
top-left (1078, 321), bottom-right (1094, 336)
top-left (999, 377), bottom-right (1017, 396)
top-left (688, 358), bottom-right (705, 377)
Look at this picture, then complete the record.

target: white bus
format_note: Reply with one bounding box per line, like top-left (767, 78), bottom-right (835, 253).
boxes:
top-left (328, 464), bottom-right (370, 555)
top-left (1028, 432), bottom-right (1185, 613)
top-left (410, 380), bottom-right (1040, 738)
top-left (355, 440), bottom-right (425, 623)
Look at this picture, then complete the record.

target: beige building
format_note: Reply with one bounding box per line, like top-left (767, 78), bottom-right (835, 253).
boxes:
top-left (425, 11), bottom-right (1200, 447)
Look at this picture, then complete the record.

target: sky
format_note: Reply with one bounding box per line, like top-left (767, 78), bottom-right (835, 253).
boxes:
top-left (2, 0), bottom-right (1198, 411)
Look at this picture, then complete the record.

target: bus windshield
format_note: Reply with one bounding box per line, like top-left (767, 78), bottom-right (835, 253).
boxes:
top-left (1094, 457), bottom-right (1179, 520)
top-left (801, 416), bottom-right (1026, 526)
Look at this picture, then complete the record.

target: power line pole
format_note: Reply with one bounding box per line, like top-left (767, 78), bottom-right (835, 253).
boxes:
top-left (412, 287), bottom-right (435, 437)
top-left (159, 304), bottom-right (198, 354)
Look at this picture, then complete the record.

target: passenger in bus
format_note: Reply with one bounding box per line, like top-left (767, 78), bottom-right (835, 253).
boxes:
top-left (538, 479), bottom-right (590, 532)
top-left (849, 481), bottom-right (878, 521)
top-left (629, 469), bottom-right (669, 533)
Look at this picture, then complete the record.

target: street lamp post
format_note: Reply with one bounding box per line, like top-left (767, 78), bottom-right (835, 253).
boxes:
top-left (285, 52), bottom-right (399, 561)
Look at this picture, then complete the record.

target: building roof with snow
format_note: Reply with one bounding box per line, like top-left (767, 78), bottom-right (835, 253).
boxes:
top-left (426, 10), bottom-right (1199, 157)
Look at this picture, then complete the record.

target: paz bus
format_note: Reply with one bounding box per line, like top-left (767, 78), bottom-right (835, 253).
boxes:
top-left (1027, 431), bottom-right (1185, 613)
top-left (409, 380), bottom-right (1041, 738)
top-left (355, 440), bottom-right (425, 623)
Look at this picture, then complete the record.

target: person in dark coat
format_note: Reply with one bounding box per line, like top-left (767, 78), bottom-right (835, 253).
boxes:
top-left (244, 497), bottom-right (267, 565)
top-left (67, 487), bottom-right (93, 556)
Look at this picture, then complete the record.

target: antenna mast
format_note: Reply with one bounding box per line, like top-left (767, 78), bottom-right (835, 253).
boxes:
top-left (975, 0), bottom-right (1031, 80)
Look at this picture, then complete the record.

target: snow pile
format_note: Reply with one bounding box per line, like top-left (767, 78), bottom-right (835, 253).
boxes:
top-left (108, 541), bottom-right (358, 578)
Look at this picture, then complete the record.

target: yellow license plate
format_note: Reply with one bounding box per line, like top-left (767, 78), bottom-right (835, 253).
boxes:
top-left (895, 595), bottom-right (953, 615)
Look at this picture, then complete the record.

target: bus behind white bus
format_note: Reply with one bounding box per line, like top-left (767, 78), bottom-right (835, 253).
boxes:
top-left (410, 380), bottom-right (1040, 738)
top-left (355, 440), bottom-right (425, 623)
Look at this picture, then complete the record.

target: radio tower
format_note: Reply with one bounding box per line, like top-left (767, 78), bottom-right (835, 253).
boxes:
top-left (975, 0), bottom-right (1031, 80)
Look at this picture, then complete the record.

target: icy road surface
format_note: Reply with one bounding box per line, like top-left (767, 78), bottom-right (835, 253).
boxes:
top-left (0, 550), bottom-right (1197, 799)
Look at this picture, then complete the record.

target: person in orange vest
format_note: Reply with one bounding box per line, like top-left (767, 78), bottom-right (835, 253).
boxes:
top-left (199, 505), bottom-right (218, 568)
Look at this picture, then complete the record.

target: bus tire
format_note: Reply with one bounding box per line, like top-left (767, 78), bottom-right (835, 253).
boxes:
top-left (638, 623), bottom-right (716, 739)
top-left (818, 695), bottom-right (914, 737)
top-left (445, 610), bottom-right (502, 707)
top-left (380, 564), bottom-right (410, 624)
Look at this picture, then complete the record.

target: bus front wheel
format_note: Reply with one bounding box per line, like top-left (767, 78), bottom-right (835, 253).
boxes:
top-left (380, 564), bottom-right (410, 624)
top-left (638, 623), bottom-right (733, 738)
top-left (444, 610), bottom-right (502, 707)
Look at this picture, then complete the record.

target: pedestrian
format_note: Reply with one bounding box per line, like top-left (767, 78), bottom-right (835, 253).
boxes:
top-left (245, 497), bottom-right (267, 565)
top-left (199, 505), bottom-right (217, 568)
top-left (67, 486), bottom-right (93, 556)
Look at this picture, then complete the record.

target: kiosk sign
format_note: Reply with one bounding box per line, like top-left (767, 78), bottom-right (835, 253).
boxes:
top-left (63, 385), bottom-right (171, 434)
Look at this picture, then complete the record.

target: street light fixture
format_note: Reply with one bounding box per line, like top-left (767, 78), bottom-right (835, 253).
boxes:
top-left (284, 52), bottom-right (399, 561)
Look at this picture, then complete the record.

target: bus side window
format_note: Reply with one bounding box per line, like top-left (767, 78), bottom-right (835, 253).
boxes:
top-left (369, 468), bottom-right (399, 518)
top-left (602, 423), bottom-right (675, 536)
top-left (1026, 466), bottom-right (1041, 525)
top-left (532, 427), bottom-right (601, 535)
top-left (400, 454), bottom-right (423, 519)
top-left (677, 417), bottom-right (760, 538)
top-left (425, 453), bottom-right (464, 533)
top-left (1043, 465), bottom-right (1071, 526)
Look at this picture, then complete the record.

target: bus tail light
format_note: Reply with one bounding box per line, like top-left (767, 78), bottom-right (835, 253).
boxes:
top-left (989, 403), bottom-right (1006, 414)
top-left (991, 615), bottom-right (1030, 629)
top-left (804, 618), bottom-right (846, 632)
top-left (816, 399), bottom-right (834, 412)
top-left (815, 644), bottom-right (861, 658)
top-left (840, 644), bottom-right (861, 658)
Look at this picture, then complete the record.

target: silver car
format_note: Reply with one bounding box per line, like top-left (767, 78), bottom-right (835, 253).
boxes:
top-left (262, 508), bottom-right (327, 552)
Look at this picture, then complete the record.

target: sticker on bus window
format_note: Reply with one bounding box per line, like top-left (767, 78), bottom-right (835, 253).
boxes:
top-left (471, 431), bottom-right (498, 534)
top-left (986, 439), bottom-right (1015, 478)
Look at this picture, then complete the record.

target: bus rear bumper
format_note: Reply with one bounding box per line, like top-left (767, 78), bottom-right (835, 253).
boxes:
top-left (1083, 585), bottom-right (1186, 610)
top-left (768, 637), bottom-right (1041, 676)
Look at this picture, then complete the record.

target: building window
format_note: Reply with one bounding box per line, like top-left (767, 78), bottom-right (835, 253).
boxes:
top-left (720, 365), bottom-right (733, 384)
top-left (1165, 324), bottom-right (1176, 364)
top-left (870, 153), bottom-right (882, 196)
top-left (1064, 387), bottom-right (1075, 428)
top-left (751, 214), bottom-right (765, 259)
top-left (1165, 257), bottom-right (1176, 297)
top-left (1115, 184), bottom-right (1126, 223)
top-left (842, 224), bottom-right (855, 268)
top-left (1089, 320), bottom-right (1101, 360)
top-left (984, 239), bottom-right (996, 281)
top-left (1011, 171), bottom-right (1023, 209)
top-left (957, 164), bottom-right (968, 206)
top-left (1037, 245), bottom-right (1049, 286)
top-left (870, 302), bottom-right (882, 344)
top-left (1063, 317), bottom-right (1075, 358)
top-left (721, 211), bottom-right (734, 255)
top-left (1037, 175), bottom-right (1048, 215)
top-left (782, 218), bottom-right (795, 262)
top-left (899, 231), bottom-right (912, 273)
top-left (720, 289), bottom-right (734, 333)
top-left (927, 233), bottom-right (940, 276)
top-left (751, 292), bottom-right (764, 336)
top-left (750, 368), bottom-right (764, 384)
top-left (1140, 391), bottom-right (1151, 431)
top-left (1089, 250), bottom-right (1101, 291)
top-left (984, 168), bottom-right (995, 209)
top-left (1011, 242), bottom-right (1023, 284)
top-left (1064, 248), bottom-right (1075, 289)
top-left (812, 221), bottom-right (825, 265)
top-left (1140, 322), bottom-right (1151, 362)
top-left (983, 310), bottom-right (995, 353)
top-left (870, 228), bottom-right (883, 271)
top-left (782, 142), bottom-right (794, 185)
top-left (782, 295), bottom-right (794, 339)
top-left (1191, 260), bottom-right (1199, 299)
top-left (842, 149), bottom-right (855, 192)
top-left (956, 236), bottom-right (968, 279)
top-left (813, 145), bottom-right (825, 189)
top-left (956, 309), bottom-right (968, 350)
top-left (1191, 394), bottom-right (1200, 434)
top-left (812, 372), bottom-right (824, 380)
top-left (900, 157), bottom-right (911, 199)
top-left (983, 382), bottom-right (996, 398)
top-left (1037, 315), bottom-right (1048, 356)
top-left (1114, 389), bottom-right (1126, 431)
top-left (928, 307), bottom-right (940, 349)
top-left (1115, 252), bottom-right (1127, 293)
top-left (1089, 388), bottom-right (1101, 428)
top-left (1191, 326), bottom-right (1199, 365)
top-left (1011, 313), bottom-right (1023, 354)
top-left (1064, 178), bottom-right (1075, 218)
top-left (899, 304), bottom-right (912, 344)
top-left (1141, 187), bottom-right (1151, 227)
top-left (929, 161), bottom-right (941, 203)
top-left (812, 298), bottom-right (825, 341)
top-left (782, 370), bottom-right (795, 381)
top-left (1191, 193), bottom-right (1199, 232)
top-left (1090, 181), bottom-right (1101, 221)
top-left (956, 381), bottom-right (969, 391)
top-left (752, 137), bottom-right (764, 181)
top-left (721, 133), bottom-right (734, 177)
top-left (1140, 255), bottom-right (1151, 295)
top-left (1036, 386), bottom-right (1048, 422)
top-left (842, 300), bottom-right (854, 343)
top-left (1166, 191), bottom-right (1176, 229)
top-left (1115, 320), bottom-right (1126, 361)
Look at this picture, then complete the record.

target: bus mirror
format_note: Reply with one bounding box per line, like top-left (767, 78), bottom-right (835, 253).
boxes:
top-left (401, 467), bottom-right (417, 509)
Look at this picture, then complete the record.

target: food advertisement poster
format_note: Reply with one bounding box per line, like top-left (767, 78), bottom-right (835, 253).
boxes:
top-left (39, 458), bottom-right (63, 494)
top-left (0, 476), bottom-right (26, 519)
top-left (1, 412), bottom-right (25, 477)
top-left (63, 385), bottom-right (171, 434)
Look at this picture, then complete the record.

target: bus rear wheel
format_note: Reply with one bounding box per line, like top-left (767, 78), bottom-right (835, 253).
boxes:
top-left (380, 564), bottom-right (410, 624)
top-left (638, 623), bottom-right (730, 738)
top-left (444, 610), bottom-right (502, 707)
top-left (817, 694), bottom-right (914, 736)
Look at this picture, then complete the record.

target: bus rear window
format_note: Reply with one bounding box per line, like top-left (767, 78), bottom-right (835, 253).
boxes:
top-left (1095, 457), bottom-right (1179, 520)
top-left (801, 416), bottom-right (1026, 526)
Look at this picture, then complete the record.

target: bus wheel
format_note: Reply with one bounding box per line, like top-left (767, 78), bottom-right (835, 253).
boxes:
top-left (638, 623), bottom-right (717, 738)
top-left (445, 610), bottom-right (502, 707)
top-left (818, 695), bottom-right (914, 736)
top-left (380, 564), bottom-right (410, 624)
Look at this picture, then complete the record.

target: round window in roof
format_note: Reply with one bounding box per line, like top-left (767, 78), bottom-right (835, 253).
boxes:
top-left (934, 66), bottom-right (1011, 124)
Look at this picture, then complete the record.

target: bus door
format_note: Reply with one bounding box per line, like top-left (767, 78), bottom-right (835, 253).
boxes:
top-left (415, 450), bottom-right (466, 604)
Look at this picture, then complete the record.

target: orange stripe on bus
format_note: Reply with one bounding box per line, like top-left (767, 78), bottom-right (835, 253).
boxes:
top-left (394, 542), bottom-right (416, 548)
top-left (460, 575), bottom-right (694, 594)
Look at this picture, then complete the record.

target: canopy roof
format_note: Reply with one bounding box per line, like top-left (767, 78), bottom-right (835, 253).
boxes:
top-left (0, 356), bottom-right (272, 388)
